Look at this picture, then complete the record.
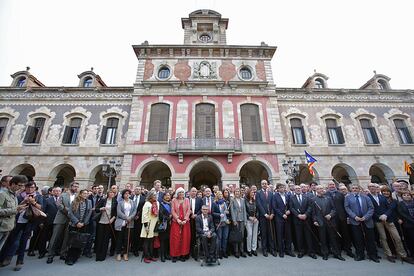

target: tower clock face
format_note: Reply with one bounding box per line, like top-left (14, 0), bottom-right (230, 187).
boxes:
top-left (199, 33), bottom-right (212, 43)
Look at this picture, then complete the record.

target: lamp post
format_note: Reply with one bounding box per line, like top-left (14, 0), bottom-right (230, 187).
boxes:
top-left (102, 158), bottom-right (122, 188)
top-left (281, 157), bottom-right (300, 185)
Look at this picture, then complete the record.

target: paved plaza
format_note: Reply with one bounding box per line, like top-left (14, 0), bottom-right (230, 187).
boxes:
top-left (0, 252), bottom-right (412, 276)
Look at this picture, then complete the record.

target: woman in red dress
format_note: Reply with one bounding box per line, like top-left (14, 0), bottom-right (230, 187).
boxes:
top-left (170, 187), bottom-right (191, 262)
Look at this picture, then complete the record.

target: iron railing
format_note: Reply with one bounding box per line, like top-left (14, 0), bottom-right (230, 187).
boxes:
top-left (168, 138), bottom-right (242, 152)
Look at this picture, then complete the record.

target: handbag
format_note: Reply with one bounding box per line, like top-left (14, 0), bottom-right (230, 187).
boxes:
top-left (228, 224), bottom-right (242, 243)
top-left (68, 230), bottom-right (91, 249)
top-left (24, 205), bottom-right (47, 222)
top-left (157, 219), bottom-right (168, 232)
top-left (153, 236), bottom-right (161, 249)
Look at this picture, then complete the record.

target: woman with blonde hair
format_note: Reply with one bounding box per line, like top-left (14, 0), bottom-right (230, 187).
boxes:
top-left (214, 191), bottom-right (230, 258)
top-left (141, 191), bottom-right (159, 263)
top-left (170, 187), bottom-right (191, 262)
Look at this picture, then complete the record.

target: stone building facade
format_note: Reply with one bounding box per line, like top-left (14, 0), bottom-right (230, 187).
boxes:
top-left (0, 10), bottom-right (413, 190)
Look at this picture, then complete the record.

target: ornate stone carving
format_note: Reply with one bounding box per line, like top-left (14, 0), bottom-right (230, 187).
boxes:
top-left (309, 125), bottom-right (324, 146)
top-left (82, 124), bottom-right (99, 147)
top-left (45, 124), bottom-right (62, 146)
top-left (378, 125), bottom-right (396, 145)
top-left (193, 61), bottom-right (217, 79)
top-left (8, 124), bottom-right (25, 145)
top-left (344, 125), bottom-right (360, 146)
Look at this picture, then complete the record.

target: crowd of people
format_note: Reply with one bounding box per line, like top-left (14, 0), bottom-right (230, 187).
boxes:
top-left (0, 174), bottom-right (414, 271)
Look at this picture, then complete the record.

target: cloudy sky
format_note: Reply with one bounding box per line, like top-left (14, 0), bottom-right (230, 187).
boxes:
top-left (0, 0), bottom-right (413, 89)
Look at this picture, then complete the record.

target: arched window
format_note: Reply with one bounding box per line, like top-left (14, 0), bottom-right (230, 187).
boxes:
top-left (290, 118), bottom-right (306, 144)
top-left (195, 103), bottom-right (215, 139)
top-left (377, 79), bottom-right (388, 90)
top-left (241, 104), bottom-right (262, 142)
top-left (62, 117), bottom-right (82, 144)
top-left (16, 77), bottom-right (26, 87)
top-left (314, 78), bottom-right (325, 88)
top-left (326, 119), bottom-right (344, 144)
top-left (360, 119), bottom-right (379, 144)
top-left (100, 118), bottom-right (119, 145)
top-left (23, 117), bottom-right (46, 144)
top-left (157, 67), bottom-right (171, 80)
top-left (148, 103), bottom-right (170, 141)
top-left (239, 67), bottom-right (252, 80)
top-left (0, 118), bottom-right (9, 142)
top-left (394, 119), bottom-right (413, 144)
top-left (83, 77), bottom-right (93, 87)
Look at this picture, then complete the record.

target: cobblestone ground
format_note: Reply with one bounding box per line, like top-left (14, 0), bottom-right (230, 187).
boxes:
top-left (0, 251), bottom-right (413, 276)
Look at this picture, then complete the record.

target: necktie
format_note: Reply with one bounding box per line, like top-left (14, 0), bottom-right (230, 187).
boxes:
top-left (265, 190), bottom-right (268, 199)
top-left (297, 195), bottom-right (302, 205)
top-left (355, 195), bottom-right (362, 217)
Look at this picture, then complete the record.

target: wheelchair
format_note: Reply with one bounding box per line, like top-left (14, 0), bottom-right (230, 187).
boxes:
top-left (196, 233), bottom-right (220, 267)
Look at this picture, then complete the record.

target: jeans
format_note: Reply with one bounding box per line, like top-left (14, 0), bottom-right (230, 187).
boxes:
top-left (216, 224), bottom-right (229, 253)
top-left (246, 219), bottom-right (259, 252)
top-left (0, 232), bottom-right (10, 252)
top-left (1, 223), bottom-right (32, 263)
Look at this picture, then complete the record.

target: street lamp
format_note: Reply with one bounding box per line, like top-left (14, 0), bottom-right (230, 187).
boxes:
top-left (102, 158), bottom-right (122, 188)
top-left (281, 157), bottom-right (300, 184)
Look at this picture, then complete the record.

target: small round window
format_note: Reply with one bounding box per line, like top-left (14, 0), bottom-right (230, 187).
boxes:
top-left (158, 66), bottom-right (171, 80)
top-left (239, 67), bottom-right (253, 80)
top-left (199, 33), bottom-right (212, 43)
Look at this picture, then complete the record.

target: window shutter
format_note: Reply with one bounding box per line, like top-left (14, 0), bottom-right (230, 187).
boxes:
top-left (336, 126), bottom-right (345, 144)
top-left (24, 126), bottom-right (35, 143)
top-left (62, 126), bottom-right (72, 144)
top-left (195, 104), bottom-right (215, 139)
top-left (34, 118), bottom-right (46, 143)
top-left (148, 104), bottom-right (169, 141)
top-left (371, 128), bottom-right (380, 144)
top-left (403, 128), bottom-right (413, 144)
top-left (300, 126), bottom-right (307, 144)
top-left (241, 104), bottom-right (262, 142)
top-left (0, 118), bottom-right (8, 142)
top-left (100, 126), bottom-right (108, 144)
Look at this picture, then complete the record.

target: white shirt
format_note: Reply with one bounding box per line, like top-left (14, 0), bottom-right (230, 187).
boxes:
top-left (122, 201), bottom-right (132, 227)
top-left (99, 200), bottom-right (113, 224)
top-left (296, 194), bottom-right (302, 203)
top-left (280, 193), bottom-right (286, 205)
top-left (372, 194), bottom-right (380, 206)
top-left (69, 194), bottom-right (75, 203)
top-left (190, 197), bottom-right (196, 214)
top-left (202, 215), bottom-right (209, 232)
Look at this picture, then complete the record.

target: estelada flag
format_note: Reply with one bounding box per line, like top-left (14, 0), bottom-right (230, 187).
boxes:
top-left (404, 160), bottom-right (412, 175)
top-left (305, 151), bottom-right (317, 176)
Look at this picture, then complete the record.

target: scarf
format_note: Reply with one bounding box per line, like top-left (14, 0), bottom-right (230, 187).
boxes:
top-left (161, 202), bottom-right (171, 214)
top-left (404, 200), bottom-right (414, 218)
top-left (151, 201), bottom-right (158, 216)
top-left (216, 199), bottom-right (225, 205)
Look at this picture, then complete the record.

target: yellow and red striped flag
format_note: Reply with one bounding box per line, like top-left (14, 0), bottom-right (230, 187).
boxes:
top-left (404, 160), bottom-right (412, 175)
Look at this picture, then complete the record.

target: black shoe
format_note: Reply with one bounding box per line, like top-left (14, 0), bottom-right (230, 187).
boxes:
top-left (252, 251), bottom-right (257, 256)
top-left (172, 257), bottom-right (177, 263)
top-left (166, 255), bottom-right (171, 260)
top-left (235, 253), bottom-right (240, 258)
top-left (271, 251), bottom-right (277, 257)
top-left (109, 252), bottom-right (115, 257)
top-left (223, 252), bottom-right (228, 258)
top-left (134, 251), bottom-right (139, 257)
top-left (180, 256), bottom-right (186, 262)
top-left (38, 253), bottom-right (46, 259)
top-left (241, 253), bottom-right (247, 258)
top-left (286, 251), bottom-right (296, 257)
top-left (46, 257), bottom-right (54, 264)
top-left (402, 257), bottom-right (414, 264)
top-left (346, 251), bottom-right (355, 258)
top-left (84, 253), bottom-right (92, 258)
top-left (335, 255), bottom-right (345, 261)
top-left (65, 260), bottom-right (74, 266)
top-left (263, 251), bottom-right (268, 257)
top-left (247, 251), bottom-right (252, 256)
top-left (309, 254), bottom-right (317, 259)
top-left (354, 255), bottom-right (364, 261)
top-left (386, 256), bottom-right (396, 263)
top-left (323, 255), bottom-right (328, 260)
top-left (279, 253), bottom-right (284, 258)
top-left (369, 256), bottom-right (380, 263)
top-left (27, 251), bottom-right (35, 257)
top-left (59, 256), bottom-right (66, 261)
top-left (298, 253), bottom-right (304, 258)
top-left (161, 256), bottom-right (165, 262)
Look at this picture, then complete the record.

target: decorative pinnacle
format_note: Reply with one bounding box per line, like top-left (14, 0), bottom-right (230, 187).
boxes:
top-left (26, 66), bottom-right (30, 71)
top-left (91, 67), bottom-right (94, 71)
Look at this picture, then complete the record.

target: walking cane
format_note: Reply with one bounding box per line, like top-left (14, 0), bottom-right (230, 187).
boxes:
top-left (314, 201), bottom-right (342, 238)
top-left (103, 210), bottom-right (116, 242)
top-left (126, 221), bottom-right (131, 260)
top-left (299, 209), bottom-right (321, 247)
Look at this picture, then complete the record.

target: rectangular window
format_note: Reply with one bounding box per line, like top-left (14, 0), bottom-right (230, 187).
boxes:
top-left (326, 119), bottom-right (345, 145)
top-left (241, 104), bottom-right (262, 142)
top-left (360, 119), bottom-right (380, 144)
top-left (148, 104), bottom-right (170, 142)
top-left (394, 119), bottom-right (413, 144)
top-left (62, 118), bottom-right (82, 144)
top-left (101, 118), bottom-right (119, 145)
top-left (290, 118), bottom-right (306, 144)
top-left (23, 117), bottom-right (46, 144)
top-left (0, 118), bottom-right (9, 142)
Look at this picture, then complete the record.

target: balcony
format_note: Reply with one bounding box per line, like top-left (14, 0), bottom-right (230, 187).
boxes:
top-left (168, 138), bottom-right (242, 154)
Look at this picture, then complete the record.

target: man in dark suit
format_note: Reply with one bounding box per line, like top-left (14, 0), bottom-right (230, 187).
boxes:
top-left (37, 187), bottom-right (61, 258)
top-left (311, 185), bottom-right (344, 261)
top-left (344, 184), bottom-right (378, 262)
top-left (289, 185), bottom-right (316, 259)
top-left (188, 187), bottom-right (203, 258)
top-left (202, 188), bottom-right (214, 214)
top-left (84, 185), bottom-right (103, 258)
top-left (196, 205), bottom-right (217, 263)
top-left (131, 186), bottom-right (145, 256)
top-left (272, 183), bottom-right (295, 257)
top-left (367, 183), bottom-right (413, 263)
top-left (256, 180), bottom-right (276, 256)
top-left (325, 181), bottom-right (354, 258)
